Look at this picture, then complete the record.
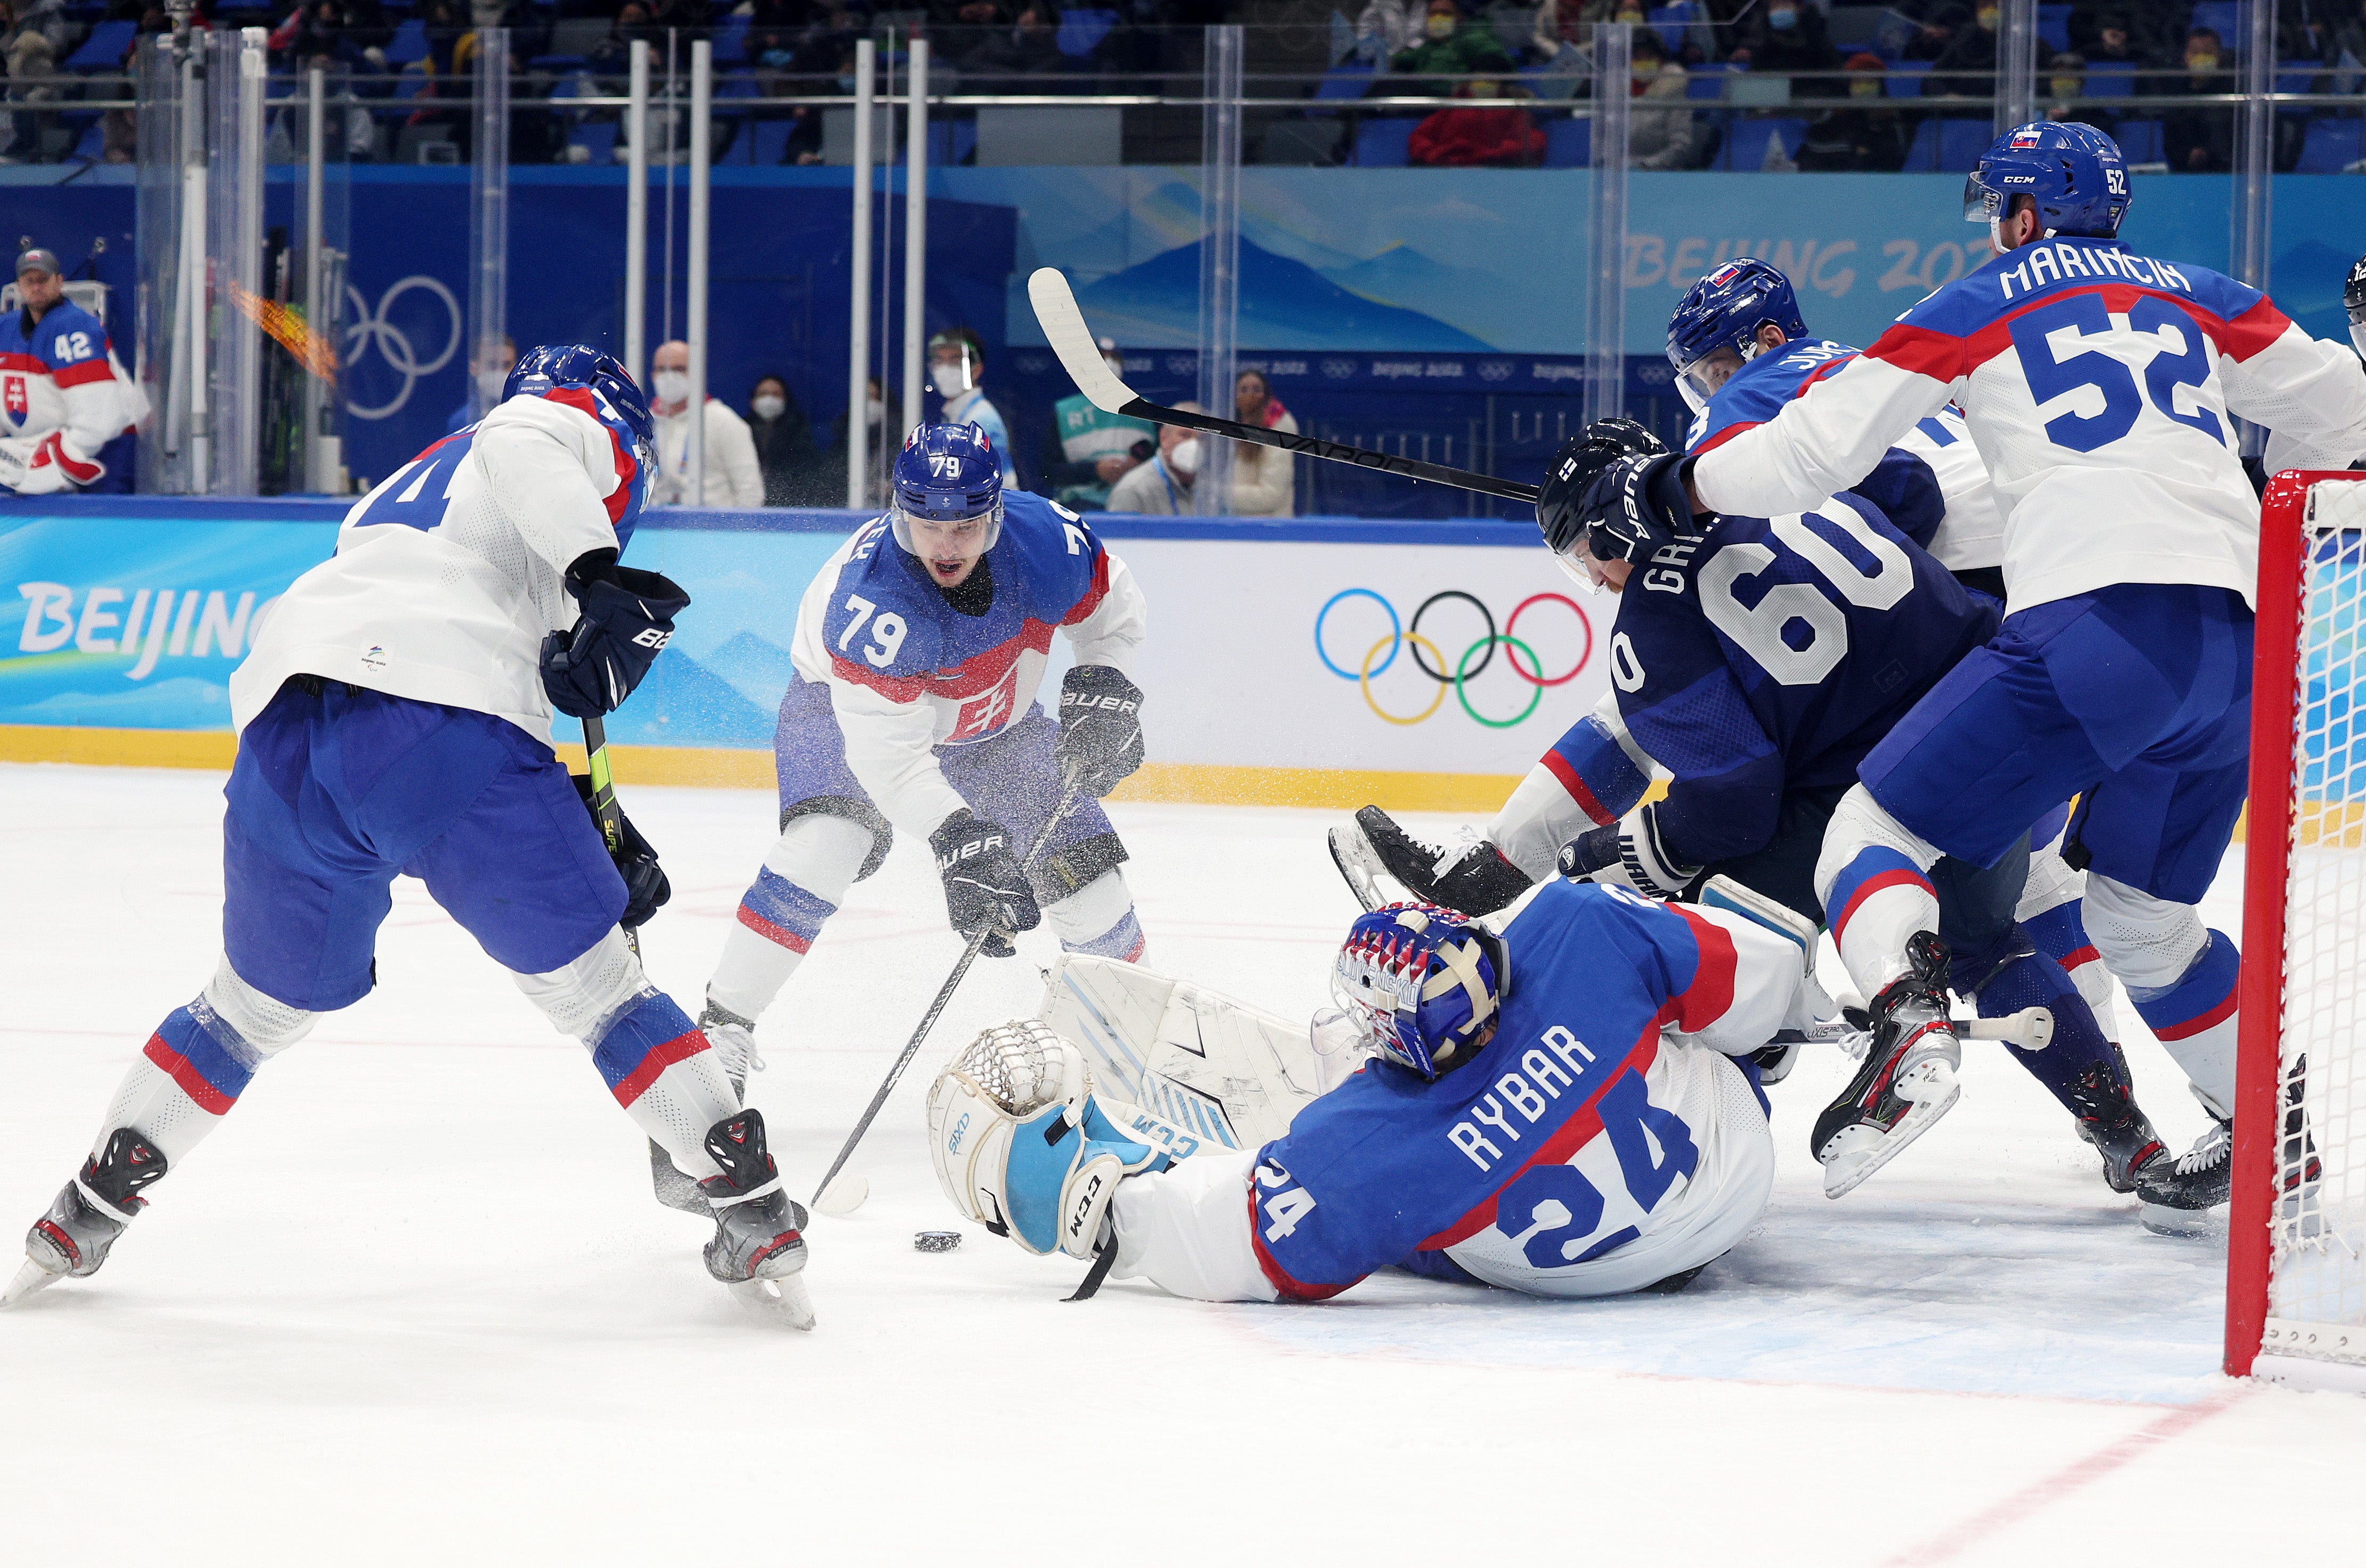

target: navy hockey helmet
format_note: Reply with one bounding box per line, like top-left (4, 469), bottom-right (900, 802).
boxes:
top-left (505, 343), bottom-right (655, 543)
top-left (891, 422), bottom-right (1006, 554)
top-left (1536, 417), bottom-right (1669, 591)
top-left (1333, 902), bottom-right (1508, 1081)
top-left (1665, 259), bottom-right (1809, 414)
top-left (2344, 252), bottom-right (2366, 357)
top-left (1965, 121), bottom-right (2129, 241)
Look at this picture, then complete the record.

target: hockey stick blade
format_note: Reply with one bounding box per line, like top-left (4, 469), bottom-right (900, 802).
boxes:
top-left (812, 1171), bottom-right (868, 1217)
top-left (1026, 267), bottom-right (1541, 506)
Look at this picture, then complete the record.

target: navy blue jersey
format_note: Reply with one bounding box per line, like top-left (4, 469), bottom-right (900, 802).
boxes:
top-left (1611, 492), bottom-right (2000, 868)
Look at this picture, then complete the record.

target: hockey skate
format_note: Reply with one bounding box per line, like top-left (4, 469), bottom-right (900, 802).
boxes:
top-left (648, 1005), bottom-right (770, 1217)
top-left (1328, 807), bottom-right (1531, 917)
top-left (1813, 932), bottom-right (1962, 1198)
top-left (697, 1108), bottom-right (815, 1330)
top-left (1, 1130), bottom-right (167, 1308)
top-left (2062, 1057), bottom-right (2168, 1194)
top-left (2137, 1063), bottom-right (2321, 1237)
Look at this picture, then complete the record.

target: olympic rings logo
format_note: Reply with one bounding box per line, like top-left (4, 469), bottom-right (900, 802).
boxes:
top-left (341, 276), bottom-right (464, 421)
top-left (1313, 589), bottom-right (1593, 729)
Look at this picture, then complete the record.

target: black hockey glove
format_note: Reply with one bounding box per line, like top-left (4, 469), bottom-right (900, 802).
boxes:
top-left (1557, 808), bottom-right (1700, 901)
top-left (540, 554), bottom-right (692, 719)
top-left (1579, 451), bottom-right (1707, 564)
top-left (571, 775), bottom-right (672, 929)
top-left (1354, 806), bottom-right (1532, 917)
top-left (1053, 664), bottom-right (1146, 798)
top-left (929, 809), bottom-right (1041, 958)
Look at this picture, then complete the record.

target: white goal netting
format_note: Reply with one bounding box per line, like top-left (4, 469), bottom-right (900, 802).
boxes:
top-left (2264, 476), bottom-right (2366, 1367)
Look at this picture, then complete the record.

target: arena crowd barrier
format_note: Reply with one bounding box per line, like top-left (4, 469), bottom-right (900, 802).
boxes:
top-left (0, 496), bottom-right (1611, 813)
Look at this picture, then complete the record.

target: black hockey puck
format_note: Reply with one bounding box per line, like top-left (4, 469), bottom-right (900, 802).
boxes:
top-left (914, 1230), bottom-right (963, 1253)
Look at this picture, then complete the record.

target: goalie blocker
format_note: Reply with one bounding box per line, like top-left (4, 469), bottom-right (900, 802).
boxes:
top-left (928, 878), bottom-right (1840, 1303)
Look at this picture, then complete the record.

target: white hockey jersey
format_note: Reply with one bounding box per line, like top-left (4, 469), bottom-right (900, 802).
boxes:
top-left (229, 390), bottom-right (645, 744)
top-left (1694, 236), bottom-right (2366, 612)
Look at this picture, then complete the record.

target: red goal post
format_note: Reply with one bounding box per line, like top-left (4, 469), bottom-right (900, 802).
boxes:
top-left (2229, 469), bottom-right (2366, 1385)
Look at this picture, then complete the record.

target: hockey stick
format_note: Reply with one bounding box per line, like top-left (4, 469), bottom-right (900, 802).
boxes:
top-left (809, 783), bottom-right (1091, 1209)
top-left (1026, 268), bottom-right (1543, 507)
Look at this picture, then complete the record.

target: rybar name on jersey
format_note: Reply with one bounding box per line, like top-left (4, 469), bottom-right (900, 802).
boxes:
top-left (1995, 243), bottom-right (2193, 302)
top-left (1446, 1024), bottom-right (1601, 1173)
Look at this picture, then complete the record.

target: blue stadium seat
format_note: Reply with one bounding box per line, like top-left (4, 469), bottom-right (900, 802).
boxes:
top-left (65, 19), bottom-right (135, 71)
top-left (1887, 60), bottom-right (1930, 98)
top-left (2038, 5), bottom-right (2070, 54)
top-left (2297, 117), bottom-right (2364, 173)
top-left (1058, 9), bottom-right (1118, 58)
top-left (1685, 69), bottom-right (1723, 101)
top-left (571, 120), bottom-right (619, 163)
top-left (1646, 4), bottom-right (1693, 53)
top-left (931, 118), bottom-right (977, 166)
top-left (2113, 119), bottom-right (2162, 162)
top-left (2083, 60), bottom-right (2135, 96)
top-left (1317, 61), bottom-right (1376, 101)
top-left (1351, 117), bottom-right (1418, 167)
top-left (1719, 116), bottom-right (1805, 170)
top-left (1903, 117), bottom-right (1992, 172)
top-left (751, 120), bottom-right (794, 166)
top-left (385, 20), bottom-right (429, 67)
top-left (712, 14), bottom-right (751, 66)
top-left (2189, 3), bottom-right (2241, 46)
top-left (1544, 116), bottom-right (1590, 167)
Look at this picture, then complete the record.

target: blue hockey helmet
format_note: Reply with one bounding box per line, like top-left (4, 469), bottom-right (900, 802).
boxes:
top-left (1664, 258), bottom-right (1810, 415)
top-left (505, 343), bottom-right (655, 543)
top-left (890, 422), bottom-right (1005, 554)
top-left (1332, 902), bottom-right (1508, 1081)
top-left (1964, 121), bottom-right (2129, 240)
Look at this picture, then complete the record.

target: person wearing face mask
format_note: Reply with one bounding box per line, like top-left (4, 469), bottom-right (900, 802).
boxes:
top-left (1796, 51), bottom-right (1908, 172)
top-left (1925, 3), bottom-right (2003, 100)
top-left (2162, 27), bottom-right (2234, 174)
top-left (827, 374), bottom-right (898, 508)
top-left (1388, 0), bottom-right (1514, 96)
top-left (747, 374), bottom-right (825, 508)
top-left (647, 338), bottom-right (763, 508)
top-left (1626, 30), bottom-right (1701, 171)
top-left (1103, 408), bottom-right (1205, 516)
top-left (1726, 0), bottom-right (1838, 78)
top-left (925, 326), bottom-right (1018, 486)
top-left (1046, 335), bottom-right (1155, 512)
top-left (446, 335), bottom-right (517, 435)
top-left (1226, 369), bottom-right (1298, 517)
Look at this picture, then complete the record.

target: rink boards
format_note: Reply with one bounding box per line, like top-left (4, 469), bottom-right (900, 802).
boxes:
top-left (0, 497), bottom-right (1611, 810)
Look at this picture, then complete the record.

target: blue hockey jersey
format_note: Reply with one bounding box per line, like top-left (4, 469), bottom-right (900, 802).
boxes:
top-left (1611, 492), bottom-right (1999, 869)
top-left (1247, 881), bottom-right (1789, 1300)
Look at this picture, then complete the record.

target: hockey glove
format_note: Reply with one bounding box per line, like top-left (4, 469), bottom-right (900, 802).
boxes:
top-left (1579, 451), bottom-right (1706, 563)
top-left (0, 431), bottom-right (104, 496)
top-left (540, 554), bottom-right (692, 719)
top-left (571, 775), bottom-right (672, 929)
top-left (1053, 664), bottom-right (1146, 798)
top-left (1557, 807), bottom-right (1700, 901)
top-left (930, 808), bottom-right (1042, 957)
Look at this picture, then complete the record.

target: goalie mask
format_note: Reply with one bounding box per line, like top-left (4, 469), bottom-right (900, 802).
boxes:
top-left (1332, 903), bottom-right (1508, 1081)
top-left (1535, 418), bottom-right (1668, 592)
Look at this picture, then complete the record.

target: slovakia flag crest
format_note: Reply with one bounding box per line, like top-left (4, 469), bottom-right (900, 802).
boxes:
top-left (3, 374), bottom-right (24, 425)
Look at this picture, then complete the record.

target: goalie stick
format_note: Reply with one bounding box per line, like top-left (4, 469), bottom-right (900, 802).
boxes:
top-left (1027, 268), bottom-right (1542, 506)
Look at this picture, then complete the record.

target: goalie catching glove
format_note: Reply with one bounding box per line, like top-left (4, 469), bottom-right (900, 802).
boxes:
top-left (929, 808), bottom-right (1041, 957)
top-left (539, 552), bottom-right (692, 719)
top-left (1053, 664), bottom-right (1145, 798)
top-left (1558, 806), bottom-right (1700, 901)
top-left (927, 1020), bottom-right (1176, 1260)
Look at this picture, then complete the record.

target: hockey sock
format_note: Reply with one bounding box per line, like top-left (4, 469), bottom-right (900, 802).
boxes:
top-left (94, 957), bottom-right (316, 1170)
top-left (1488, 702), bottom-right (1652, 881)
top-left (1951, 934), bottom-right (2119, 1118)
top-left (2125, 931), bottom-right (2241, 1118)
top-left (2017, 847), bottom-right (2122, 1044)
top-left (588, 991), bottom-right (739, 1179)
top-left (1815, 787), bottom-right (1943, 999)
top-left (1044, 869), bottom-right (1148, 963)
top-left (704, 815), bottom-right (873, 1023)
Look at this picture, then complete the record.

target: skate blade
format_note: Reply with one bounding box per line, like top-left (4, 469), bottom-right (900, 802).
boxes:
top-left (728, 1274), bottom-right (817, 1331)
top-left (812, 1172), bottom-right (869, 1218)
top-left (650, 1139), bottom-right (714, 1218)
top-left (1820, 1081), bottom-right (1961, 1200)
top-left (2140, 1200), bottom-right (2225, 1239)
top-left (1327, 824), bottom-right (1391, 914)
top-left (0, 1257), bottom-right (64, 1310)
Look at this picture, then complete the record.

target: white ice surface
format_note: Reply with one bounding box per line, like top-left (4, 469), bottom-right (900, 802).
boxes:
top-left (2, 762), bottom-right (2361, 1565)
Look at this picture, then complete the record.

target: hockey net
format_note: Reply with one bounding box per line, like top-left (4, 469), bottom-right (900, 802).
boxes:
top-left (2231, 470), bottom-right (2366, 1383)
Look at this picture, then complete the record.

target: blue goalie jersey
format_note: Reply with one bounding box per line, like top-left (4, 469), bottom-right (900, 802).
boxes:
top-left (1609, 493), bottom-right (2000, 869)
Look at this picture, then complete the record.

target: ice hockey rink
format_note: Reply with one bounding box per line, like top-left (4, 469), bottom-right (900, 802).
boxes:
top-left (2, 760), bottom-right (2360, 1566)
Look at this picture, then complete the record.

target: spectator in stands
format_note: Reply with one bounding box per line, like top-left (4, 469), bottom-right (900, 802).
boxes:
top-left (590, 2), bottom-right (658, 72)
top-left (1389, 0), bottom-right (1514, 94)
top-left (2326, 3), bottom-right (2366, 88)
top-left (747, 374), bottom-right (826, 507)
top-left (2041, 50), bottom-right (2086, 122)
top-left (1796, 50), bottom-right (1908, 171)
top-left (1046, 335), bottom-right (1155, 512)
top-left (1925, 2), bottom-right (2002, 100)
top-left (446, 335), bottom-right (516, 434)
top-left (1104, 404), bottom-right (1205, 516)
top-left (825, 373), bottom-right (895, 510)
top-left (2163, 25), bottom-right (2236, 173)
top-left (650, 339), bottom-right (764, 507)
top-left (2, 3), bottom-right (60, 162)
top-left (927, 326), bottom-right (1017, 483)
top-left (1227, 369), bottom-right (1296, 517)
top-left (2079, 16), bottom-right (2150, 72)
top-left (1628, 28), bottom-right (1700, 171)
top-left (1724, 0), bottom-right (1839, 79)
top-left (647, 0), bottom-right (716, 41)
top-left (2069, 2), bottom-right (2181, 65)
top-left (1897, 1), bottom-right (1971, 65)
top-left (1410, 75), bottom-right (1542, 166)
top-left (967, 2), bottom-right (1066, 77)
top-left (1528, 2), bottom-right (1643, 67)
top-left (1356, 0), bottom-right (1424, 64)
